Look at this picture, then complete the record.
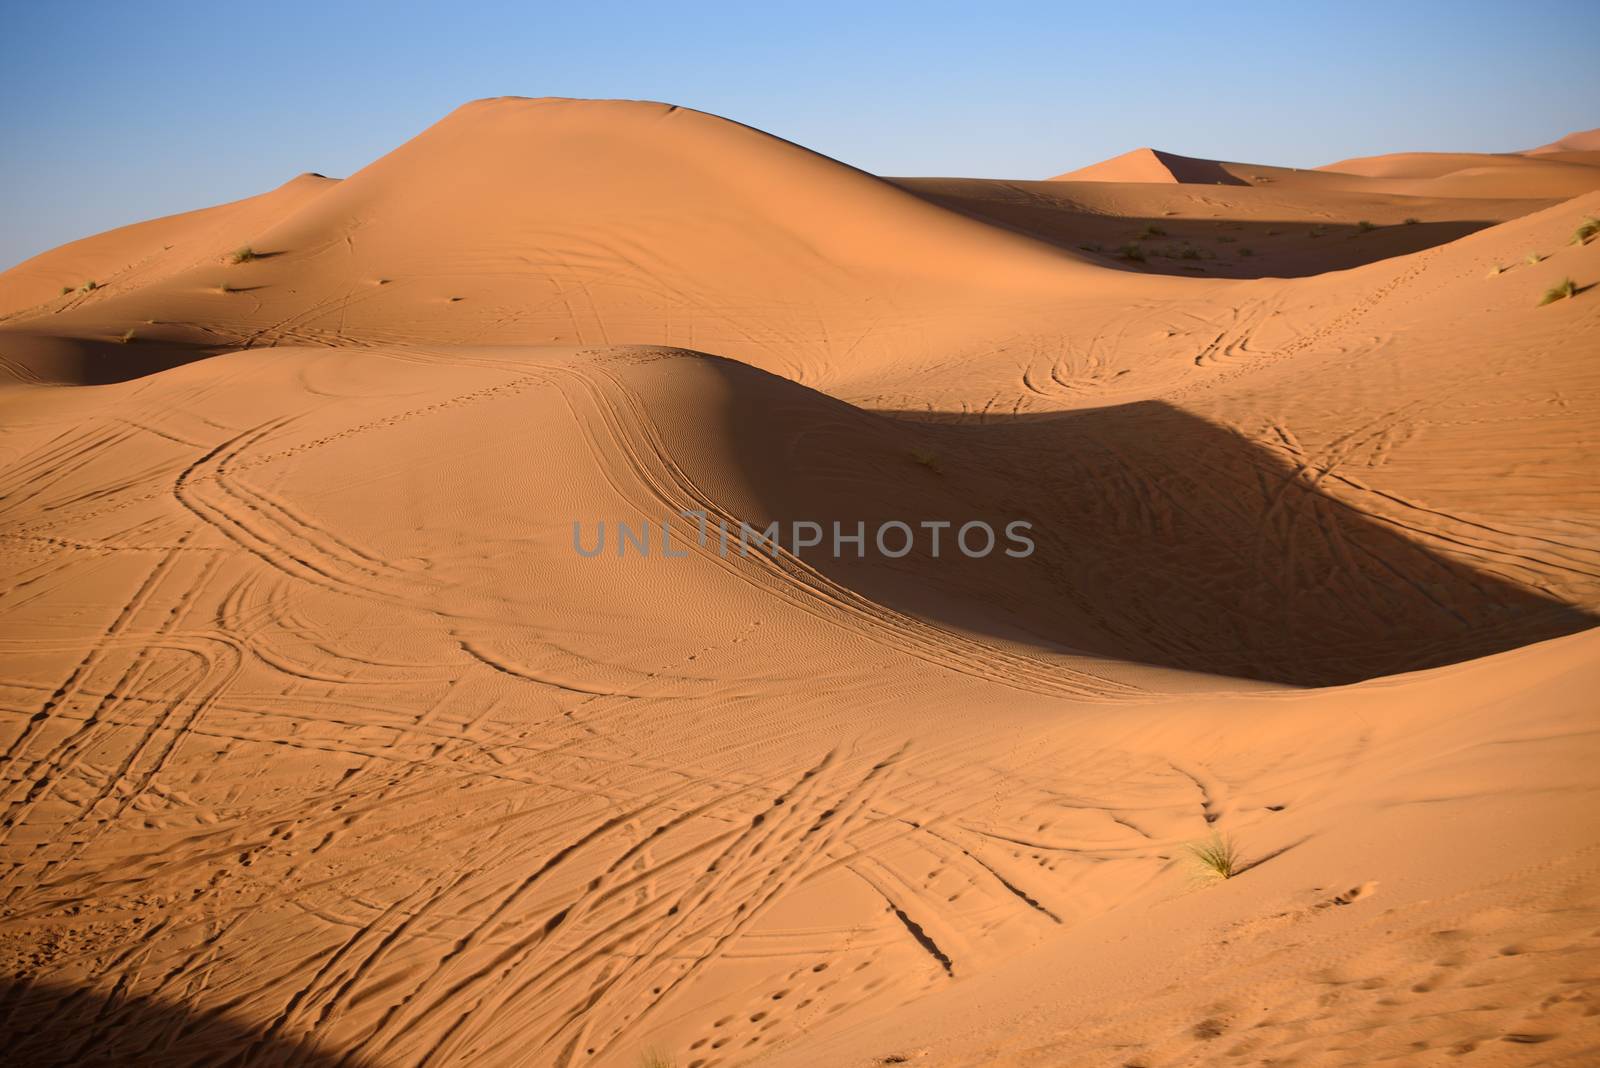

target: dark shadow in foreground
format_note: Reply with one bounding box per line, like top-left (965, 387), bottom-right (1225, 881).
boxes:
top-left (0, 975), bottom-right (359, 1067)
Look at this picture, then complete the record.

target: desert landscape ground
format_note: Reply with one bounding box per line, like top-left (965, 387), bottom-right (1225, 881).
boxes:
top-left (0, 97), bottom-right (1597, 1067)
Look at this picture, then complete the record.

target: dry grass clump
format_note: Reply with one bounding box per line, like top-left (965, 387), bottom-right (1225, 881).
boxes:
top-left (1539, 277), bottom-right (1578, 306)
top-left (1187, 833), bottom-right (1242, 879)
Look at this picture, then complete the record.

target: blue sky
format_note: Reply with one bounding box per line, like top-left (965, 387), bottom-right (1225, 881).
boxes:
top-left (2, 0), bottom-right (1595, 269)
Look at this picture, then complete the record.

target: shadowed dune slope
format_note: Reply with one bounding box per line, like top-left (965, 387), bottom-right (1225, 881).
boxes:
top-left (894, 175), bottom-right (1552, 278)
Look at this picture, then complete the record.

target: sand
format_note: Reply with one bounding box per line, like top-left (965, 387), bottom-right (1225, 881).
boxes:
top-left (0, 99), bottom-right (1597, 1067)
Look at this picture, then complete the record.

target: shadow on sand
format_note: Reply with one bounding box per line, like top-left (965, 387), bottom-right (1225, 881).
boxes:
top-left (693, 357), bottom-right (1596, 686)
top-left (0, 975), bottom-right (361, 1067)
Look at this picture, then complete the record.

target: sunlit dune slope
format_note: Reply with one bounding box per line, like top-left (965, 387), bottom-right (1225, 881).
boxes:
top-left (0, 173), bottom-right (337, 319)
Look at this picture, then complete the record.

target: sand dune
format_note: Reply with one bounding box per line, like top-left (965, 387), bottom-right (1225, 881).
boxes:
top-left (0, 173), bottom-right (337, 320)
top-left (1, 98), bottom-right (1597, 1067)
top-left (1523, 126), bottom-right (1600, 155)
top-left (1051, 140), bottom-right (1600, 201)
top-left (1049, 146), bottom-right (1249, 185)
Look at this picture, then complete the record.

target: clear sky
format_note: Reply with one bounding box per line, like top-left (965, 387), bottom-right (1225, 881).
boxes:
top-left (3, 0), bottom-right (1596, 269)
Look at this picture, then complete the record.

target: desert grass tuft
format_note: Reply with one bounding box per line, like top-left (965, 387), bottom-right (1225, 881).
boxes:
top-left (1404, 217), bottom-right (1420, 225)
top-left (1118, 243), bottom-right (1146, 262)
top-left (219, 281), bottom-right (235, 294)
top-left (230, 246), bottom-right (258, 265)
top-left (1539, 277), bottom-right (1578, 306)
top-left (119, 329), bottom-right (137, 344)
top-left (909, 448), bottom-right (941, 473)
top-left (1238, 247), bottom-right (1253, 257)
top-left (81, 280), bottom-right (98, 292)
top-left (59, 285), bottom-right (72, 296)
top-left (1487, 264), bottom-right (1505, 277)
top-left (1526, 252), bottom-right (1544, 265)
top-left (1187, 833), bottom-right (1241, 880)
top-left (1574, 217), bottom-right (1600, 245)
top-left (1357, 220), bottom-right (1376, 232)
top-left (1138, 224), bottom-right (1167, 239)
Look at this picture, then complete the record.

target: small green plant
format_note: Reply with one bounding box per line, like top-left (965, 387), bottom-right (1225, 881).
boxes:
top-left (1187, 833), bottom-right (1242, 880)
top-left (909, 448), bottom-right (941, 472)
top-left (219, 281), bottom-right (235, 293)
top-left (1526, 252), bottom-right (1544, 265)
top-left (1180, 246), bottom-right (1200, 260)
top-left (59, 285), bottom-right (72, 296)
top-left (1238, 247), bottom-right (1253, 257)
top-left (119, 329), bottom-right (137, 344)
top-left (1539, 277), bottom-right (1578, 306)
top-left (1356, 220), bottom-right (1376, 233)
top-left (1574, 216), bottom-right (1600, 245)
top-left (230, 246), bottom-right (257, 264)
top-left (1119, 243), bottom-right (1146, 262)
top-left (1138, 224), bottom-right (1167, 239)
top-left (81, 280), bottom-right (98, 292)
top-left (1404, 217), bottom-right (1420, 225)
top-left (1487, 264), bottom-right (1505, 277)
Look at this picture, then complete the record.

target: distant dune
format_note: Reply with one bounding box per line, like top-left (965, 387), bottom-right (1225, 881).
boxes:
top-left (1, 99), bottom-right (1597, 1067)
top-left (1049, 146), bottom-right (1250, 185)
top-left (1523, 126), bottom-right (1600, 154)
